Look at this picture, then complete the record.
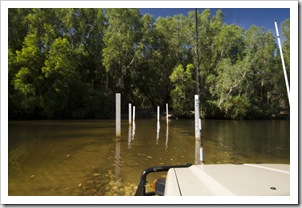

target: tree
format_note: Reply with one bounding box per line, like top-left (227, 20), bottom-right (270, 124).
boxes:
top-left (279, 19), bottom-right (290, 109)
top-left (8, 9), bottom-right (31, 51)
top-left (243, 26), bottom-right (282, 117)
top-left (12, 32), bottom-right (45, 118)
top-left (281, 19), bottom-right (290, 79)
top-left (102, 9), bottom-right (143, 93)
top-left (150, 14), bottom-right (192, 108)
top-left (187, 9), bottom-right (226, 117)
top-left (8, 8), bottom-right (290, 119)
top-left (205, 22), bottom-right (246, 118)
top-left (128, 13), bottom-right (165, 108)
top-left (42, 37), bottom-right (97, 118)
top-left (209, 58), bottom-right (250, 119)
top-left (170, 64), bottom-right (195, 116)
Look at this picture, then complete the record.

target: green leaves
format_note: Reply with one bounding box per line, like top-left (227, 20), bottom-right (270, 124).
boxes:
top-left (102, 9), bottom-right (143, 92)
top-left (209, 58), bottom-right (250, 118)
top-left (8, 8), bottom-right (290, 119)
top-left (170, 64), bottom-right (195, 116)
top-left (43, 37), bottom-right (76, 77)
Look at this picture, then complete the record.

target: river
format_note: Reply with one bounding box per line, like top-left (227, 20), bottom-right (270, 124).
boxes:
top-left (8, 119), bottom-right (290, 196)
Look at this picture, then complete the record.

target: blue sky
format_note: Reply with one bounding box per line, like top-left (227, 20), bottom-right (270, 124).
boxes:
top-left (139, 8), bottom-right (290, 34)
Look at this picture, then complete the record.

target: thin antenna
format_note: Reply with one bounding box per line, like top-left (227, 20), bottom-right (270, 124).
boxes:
top-left (195, 9), bottom-right (200, 97)
top-left (194, 8), bottom-right (203, 164)
top-left (274, 18), bottom-right (290, 106)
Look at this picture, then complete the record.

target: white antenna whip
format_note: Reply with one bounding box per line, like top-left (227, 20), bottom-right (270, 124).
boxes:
top-left (274, 18), bottom-right (290, 106)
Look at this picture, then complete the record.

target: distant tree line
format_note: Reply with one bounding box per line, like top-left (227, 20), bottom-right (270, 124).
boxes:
top-left (8, 8), bottom-right (290, 119)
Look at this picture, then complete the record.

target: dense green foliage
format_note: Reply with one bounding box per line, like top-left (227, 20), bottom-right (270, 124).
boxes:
top-left (8, 8), bottom-right (290, 119)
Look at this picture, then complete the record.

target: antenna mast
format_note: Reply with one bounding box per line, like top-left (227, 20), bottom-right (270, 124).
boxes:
top-left (195, 9), bottom-right (200, 97)
top-left (274, 18), bottom-right (290, 106)
top-left (194, 8), bottom-right (203, 164)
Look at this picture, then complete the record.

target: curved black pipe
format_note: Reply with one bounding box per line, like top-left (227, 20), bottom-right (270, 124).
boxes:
top-left (134, 163), bottom-right (192, 196)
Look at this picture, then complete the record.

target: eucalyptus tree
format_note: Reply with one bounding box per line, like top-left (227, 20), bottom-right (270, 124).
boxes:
top-left (57, 8), bottom-right (110, 118)
top-left (8, 8), bottom-right (290, 119)
top-left (153, 14), bottom-right (192, 109)
top-left (186, 9), bottom-right (227, 117)
top-left (102, 9), bottom-right (144, 95)
top-left (243, 26), bottom-right (281, 117)
top-left (128, 13), bottom-right (164, 108)
top-left (58, 9), bottom-right (106, 85)
top-left (207, 24), bottom-right (247, 118)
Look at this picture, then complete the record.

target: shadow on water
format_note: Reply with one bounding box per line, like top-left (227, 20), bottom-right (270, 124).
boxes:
top-left (8, 119), bottom-right (289, 196)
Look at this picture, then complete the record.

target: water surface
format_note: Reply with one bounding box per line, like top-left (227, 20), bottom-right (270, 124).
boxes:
top-left (8, 119), bottom-right (290, 196)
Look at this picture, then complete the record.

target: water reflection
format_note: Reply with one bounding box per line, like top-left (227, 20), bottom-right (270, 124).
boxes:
top-left (128, 125), bottom-right (132, 149)
top-left (114, 139), bottom-right (121, 179)
top-left (165, 122), bottom-right (169, 151)
top-left (195, 139), bottom-right (201, 164)
top-left (132, 122), bottom-right (136, 141)
top-left (127, 122), bottom-right (136, 149)
top-left (156, 121), bottom-right (160, 145)
top-left (8, 119), bottom-right (289, 196)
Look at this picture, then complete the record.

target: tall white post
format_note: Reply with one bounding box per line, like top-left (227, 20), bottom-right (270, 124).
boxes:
top-left (129, 103), bottom-right (132, 125)
top-left (194, 95), bottom-right (200, 140)
top-left (133, 106), bottom-right (136, 121)
top-left (157, 106), bottom-right (160, 121)
top-left (166, 103), bottom-right (168, 122)
top-left (116, 93), bottom-right (121, 137)
top-left (195, 95), bottom-right (203, 164)
top-left (194, 10), bottom-right (203, 165)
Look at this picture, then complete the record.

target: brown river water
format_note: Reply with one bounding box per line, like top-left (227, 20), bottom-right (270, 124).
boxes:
top-left (8, 119), bottom-right (290, 196)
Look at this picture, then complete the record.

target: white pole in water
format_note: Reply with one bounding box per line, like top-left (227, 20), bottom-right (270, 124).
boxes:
top-left (133, 106), bottom-right (136, 121)
top-left (274, 19), bottom-right (290, 105)
top-left (116, 93), bottom-right (121, 137)
top-left (166, 103), bottom-right (168, 121)
top-left (157, 106), bottom-right (160, 121)
top-left (194, 9), bottom-right (203, 164)
top-left (195, 95), bottom-right (203, 163)
top-left (129, 103), bottom-right (132, 125)
top-left (194, 95), bottom-right (201, 139)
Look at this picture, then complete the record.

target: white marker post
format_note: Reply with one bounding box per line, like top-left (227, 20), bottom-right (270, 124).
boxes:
top-left (194, 95), bottom-right (200, 140)
top-left (166, 103), bottom-right (168, 122)
top-left (157, 106), bottom-right (160, 121)
top-left (129, 103), bottom-right (132, 125)
top-left (133, 106), bottom-right (136, 122)
top-left (194, 10), bottom-right (203, 164)
top-left (116, 93), bottom-right (121, 137)
top-left (195, 95), bottom-right (203, 164)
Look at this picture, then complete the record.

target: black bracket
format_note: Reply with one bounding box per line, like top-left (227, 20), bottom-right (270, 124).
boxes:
top-left (134, 163), bottom-right (192, 196)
